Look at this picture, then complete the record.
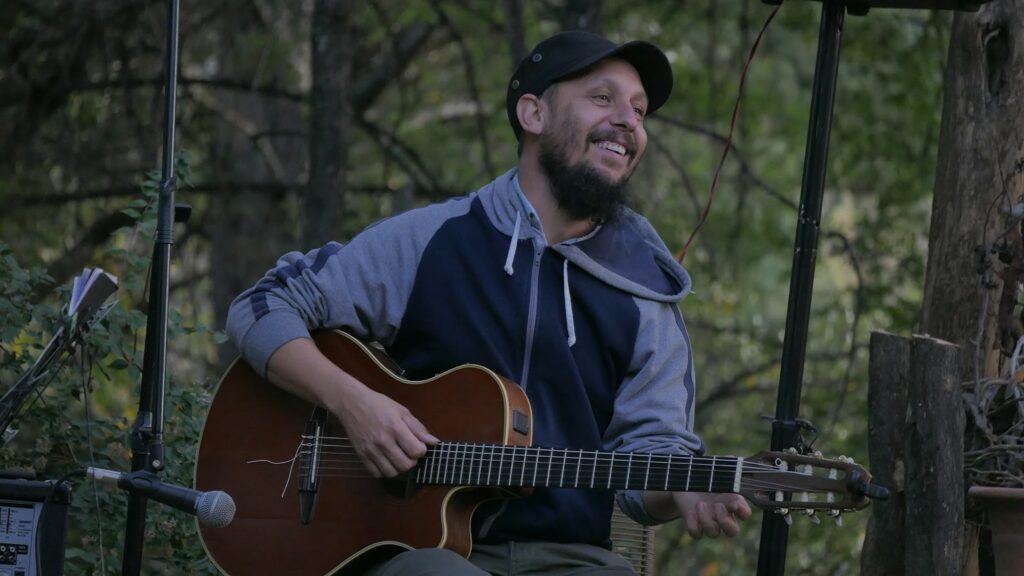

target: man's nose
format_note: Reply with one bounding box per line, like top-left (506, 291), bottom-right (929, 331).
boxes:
top-left (611, 102), bottom-right (641, 131)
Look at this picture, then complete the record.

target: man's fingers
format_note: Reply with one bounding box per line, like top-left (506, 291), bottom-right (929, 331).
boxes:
top-left (714, 503), bottom-right (742, 538)
top-left (727, 496), bottom-right (753, 520)
top-left (683, 503), bottom-right (702, 539)
top-left (363, 458), bottom-right (384, 479)
top-left (395, 426), bottom-right (429, 463)
top-left (697, 502), bottom-right (722, 538)
top-left (369, 453), bottom-right (398, 479)
top-left (404, 413), bottom-right (440, 445)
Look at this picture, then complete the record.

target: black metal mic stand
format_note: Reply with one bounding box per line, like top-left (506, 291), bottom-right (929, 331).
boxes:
top-left (756, 2), bottom-right (845, 574)
top-left (121, 0), bottom-right (180, 573)
top-left (755, 1), bottom-right (991, 574)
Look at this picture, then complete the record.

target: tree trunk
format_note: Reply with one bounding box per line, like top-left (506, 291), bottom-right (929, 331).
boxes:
top-left (208, 5), bottom-right (302, 366)
top-left (306, 0), bottom-right (351, 249)
top-left (920, 1), bottom-right (1024, 382)
top-left (919, 2), bottom-right (1024, 573)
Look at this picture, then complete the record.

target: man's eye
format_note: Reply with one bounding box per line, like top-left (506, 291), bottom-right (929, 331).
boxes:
top-left (594, 94), bottom-right (610, 103)
top-left (634, 107), bottom-right (646, 116)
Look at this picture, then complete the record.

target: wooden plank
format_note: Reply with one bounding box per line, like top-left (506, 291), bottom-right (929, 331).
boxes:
top-left (861, 330), bottom-right (910, 576)
top-left (904, 335), bottom-right (964, 576)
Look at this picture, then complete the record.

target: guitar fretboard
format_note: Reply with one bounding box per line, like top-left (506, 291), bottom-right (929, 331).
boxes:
top-left (414, 443), bottom-right (743, 493)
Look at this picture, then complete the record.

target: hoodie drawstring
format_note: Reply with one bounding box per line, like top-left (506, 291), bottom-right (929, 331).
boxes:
top-left (504, 211), bottom-right (521, 276)
top-left (505, 211), bottom-right (575, 347)
top-left (563, 259), bottom-right (576, 347)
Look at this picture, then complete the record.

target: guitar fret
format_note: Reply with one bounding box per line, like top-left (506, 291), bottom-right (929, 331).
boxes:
top-left (545, 448), bottom-right (554, 487)
top-left (460, 443), bottom-right (467, 486)
top-left (519, 447), bottom-right (527, 486)
top-left (477, 444), bottom-right (484, 486)
top-left (456, 444), bottom-right (464, 483)
top-left (734, 457), bottom-right (744, 492)
top-left (436, 440), bottom-right (444, 481)
top-left (509, 446), bottom-right (518, 486)
top-left (452, 443), bottom-right (460, 485)
top-left (575, 449), bottom-right (582, 488)
top-left (643, 453), bottom-right (651, 490)
top-left (708, 456), bottom-right (716, 492)
top-left (590, 450), bottom-right (597, 489)
top-left (431, 444), bottom-right (439, 484)
top-left (625, 453), bottom-right (633, 490)
top-left (487, 445), bottom-right (494, 486)
top-left (664, 454), bottom-right (671, 491)
top-left (559, 448), bottom-right (567, 488)
top-left (532, 447), bottom-right (540, 486)
top-left (461, 443), bottom-right (470, 485)
top-left (437, 443), bottom-right (446, 484)
top-left (472, 444), bottom-right (480, 486)
top-left (452, 443), bottom-right (460, 486)
top-left (497, 445), bottom-right (506, 486)
top-left (607, 452), bottom-right (614, 489)
top-left (685, 455), bottom-right (692, 491)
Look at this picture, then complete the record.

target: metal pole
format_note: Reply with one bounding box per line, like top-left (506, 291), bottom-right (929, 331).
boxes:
top-left (122, 0), bottom-right (179, 573)
top-left (756, 1), bottom-right (844, 574)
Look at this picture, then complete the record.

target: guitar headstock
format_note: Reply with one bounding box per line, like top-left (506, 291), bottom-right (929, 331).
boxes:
top-left (740, 450), bottom-right (888, 524)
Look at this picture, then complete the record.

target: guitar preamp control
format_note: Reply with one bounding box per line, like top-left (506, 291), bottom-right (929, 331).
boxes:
top-left (0, 501), bottom-right (38, 576)
top-left (0, 477), bottom-right (70, 576)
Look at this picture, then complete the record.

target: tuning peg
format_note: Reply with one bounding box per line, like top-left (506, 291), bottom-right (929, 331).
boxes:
top-left (828, 509), bottom-right (843, 526)
top-left (775, 508), bottom-right (793, 525)
top-left (802, 509), bottom-right (821, 525)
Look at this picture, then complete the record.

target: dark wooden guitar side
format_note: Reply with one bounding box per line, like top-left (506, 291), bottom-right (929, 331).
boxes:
top-left (194, 330), bottom-right (880, 576)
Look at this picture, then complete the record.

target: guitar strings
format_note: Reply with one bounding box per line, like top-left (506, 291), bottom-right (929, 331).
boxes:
top-left (282, 442), bottom-right (850, 501)
top-left (287, 454), bottom-right (846, 502)
top-left (296, 437), bottom-right (816, 474)
top-left (295, 443), bottom-right (839, 482)
top-left (301, 437), bottom-right (791, 470)
top-left (290, 460), bottom-right (845, 504)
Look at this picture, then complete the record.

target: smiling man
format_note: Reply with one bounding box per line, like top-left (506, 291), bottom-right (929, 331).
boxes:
top-left (227, 30), bottom-right (750, 576)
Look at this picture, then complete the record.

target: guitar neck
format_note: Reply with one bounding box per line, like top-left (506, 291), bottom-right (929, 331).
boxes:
top-left (414, 443), bottom-right (742, 493)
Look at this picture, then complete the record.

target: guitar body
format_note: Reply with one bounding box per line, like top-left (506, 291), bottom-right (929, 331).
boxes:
top-left (195, 330), bottom-right (533, 576)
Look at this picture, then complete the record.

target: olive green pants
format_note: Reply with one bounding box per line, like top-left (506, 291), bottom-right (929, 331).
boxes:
top-left (367, 541), bottom-right (636, 576)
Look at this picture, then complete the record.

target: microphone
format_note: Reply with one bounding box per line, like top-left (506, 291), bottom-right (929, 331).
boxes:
top-left (87, 468), bottom-right (236, 528)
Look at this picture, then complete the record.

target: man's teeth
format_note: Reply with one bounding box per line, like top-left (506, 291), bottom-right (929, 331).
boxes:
top-left (596, 141), bottom-right (626, 156)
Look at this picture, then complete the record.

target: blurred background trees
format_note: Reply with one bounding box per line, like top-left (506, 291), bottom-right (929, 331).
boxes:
top-left (0, 0), bottom-right (978, 573)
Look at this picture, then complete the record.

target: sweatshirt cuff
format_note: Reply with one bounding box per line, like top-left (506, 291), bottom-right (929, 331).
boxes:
top-left (616, 489), bottom-right (664, 526)
top-left (239, 309), bottom-right (312, 378)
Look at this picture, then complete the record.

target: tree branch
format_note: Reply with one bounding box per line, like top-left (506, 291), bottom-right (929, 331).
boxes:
top-left (650, 115), bottom-right (797, 210)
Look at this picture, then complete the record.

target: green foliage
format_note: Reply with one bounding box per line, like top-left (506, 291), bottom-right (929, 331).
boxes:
top-left (0, 166), bottom-right (221, 574)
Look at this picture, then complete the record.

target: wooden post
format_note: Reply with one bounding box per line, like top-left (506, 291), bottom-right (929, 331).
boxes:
top-left (904, 335), bottom-right (964, 576)
top-left (862, 331), bottom-right (911, 576)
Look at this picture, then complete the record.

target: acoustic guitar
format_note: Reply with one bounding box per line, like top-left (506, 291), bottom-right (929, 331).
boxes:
top-left (194, 330), bottom-right (882, 576)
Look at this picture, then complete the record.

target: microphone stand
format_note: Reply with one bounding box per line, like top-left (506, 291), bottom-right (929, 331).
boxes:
top-left (756, 2), bottom-right (845, 574)
top-left (121, 0), bottom-right (180, 574)
top-left (755, 1), bottom-right (989, 574)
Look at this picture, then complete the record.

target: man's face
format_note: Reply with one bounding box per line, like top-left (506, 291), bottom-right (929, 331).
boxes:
top-left (537, 58), bottom-right (649, 222)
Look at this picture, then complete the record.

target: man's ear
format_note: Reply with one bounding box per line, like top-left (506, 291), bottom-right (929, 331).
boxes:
top-left (516, 94), bottom-right (546, 137)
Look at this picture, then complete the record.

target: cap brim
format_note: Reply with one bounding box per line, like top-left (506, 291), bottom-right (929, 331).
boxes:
top-left (552, 40), bottom-right (673, 116)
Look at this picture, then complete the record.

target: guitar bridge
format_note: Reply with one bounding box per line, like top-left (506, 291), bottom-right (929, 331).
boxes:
top-left (298, 406), bottom-right (328, 524)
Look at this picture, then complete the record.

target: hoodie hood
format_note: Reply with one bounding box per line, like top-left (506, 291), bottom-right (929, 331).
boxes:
top-left (478, 168), bottom-right (692, 303)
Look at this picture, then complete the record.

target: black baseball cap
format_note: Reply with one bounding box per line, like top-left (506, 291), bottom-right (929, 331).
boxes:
top-left (506, 30), bottom-right (673, 140)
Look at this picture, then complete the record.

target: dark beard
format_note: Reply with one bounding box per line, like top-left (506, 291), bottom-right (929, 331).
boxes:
top-left (539, 131), bottom-right (631, 224)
